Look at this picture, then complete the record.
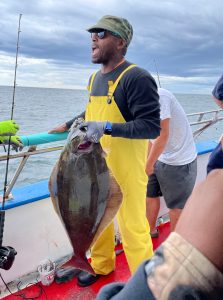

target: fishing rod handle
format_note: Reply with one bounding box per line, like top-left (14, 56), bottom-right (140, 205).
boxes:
top-left (0, 211), bottom-right (5, 247)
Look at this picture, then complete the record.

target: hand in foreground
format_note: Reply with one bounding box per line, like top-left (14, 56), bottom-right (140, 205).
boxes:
top-left (0, 135), bottom-right (23, 152)
top-left (79, 121), bottom-right (106, 143)
top-left (0, 120), bottom-right (19, 136)
top-left (48, 123), bottom-right (68, 133)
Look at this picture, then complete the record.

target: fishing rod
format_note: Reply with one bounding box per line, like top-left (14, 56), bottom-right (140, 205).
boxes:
top-left (2, 14), bottom-right (22, 208)
top-left (153, 59), bottom-right (161, 88)
top-left (0, 14), bottom-right (22, 270)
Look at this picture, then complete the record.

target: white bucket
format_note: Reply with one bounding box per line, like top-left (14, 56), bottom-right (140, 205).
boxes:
top-left (37, 259), bottom-right (56, 286)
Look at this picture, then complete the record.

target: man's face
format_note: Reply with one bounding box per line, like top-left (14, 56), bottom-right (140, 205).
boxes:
top-left (90, 30), bottom-right (121, 64)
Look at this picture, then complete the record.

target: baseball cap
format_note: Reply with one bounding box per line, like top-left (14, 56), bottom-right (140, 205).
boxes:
top-left (87, 15), bottom-right (133, 47)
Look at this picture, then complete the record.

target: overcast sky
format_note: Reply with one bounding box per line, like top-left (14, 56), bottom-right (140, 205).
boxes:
top-left (0, 0), bottom-right (222, 93)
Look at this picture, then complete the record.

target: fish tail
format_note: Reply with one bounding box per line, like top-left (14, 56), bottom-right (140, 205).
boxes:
top-left (71, 255), bottom-right (95, 275)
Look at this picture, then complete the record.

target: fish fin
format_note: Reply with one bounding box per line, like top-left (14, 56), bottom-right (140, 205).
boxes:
top-left (71, 255), bottom-right (95, 275)
top-left (90, 173), bottom-right (122, 247)
top-left (48, 162), bottom-right (61, 216)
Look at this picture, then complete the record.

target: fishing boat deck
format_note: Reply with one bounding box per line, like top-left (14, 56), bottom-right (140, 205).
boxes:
top-left (3, 222), bottom-right (170, 300)
top-left (2, 117), bottom-right (221, 300)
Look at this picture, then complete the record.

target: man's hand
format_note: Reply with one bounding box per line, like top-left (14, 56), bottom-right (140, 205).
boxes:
top-left (79, 121), bottom-right (106, 143)
top-left (48, 123), bottom-right (68, 133)
top-left (0, 135), bottom-right (23, 152)
top-left (0, 120), bottom-right (19, 136)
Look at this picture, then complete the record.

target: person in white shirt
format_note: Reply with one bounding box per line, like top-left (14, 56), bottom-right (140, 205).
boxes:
top-left (146, 88), bottom-right (197, 235)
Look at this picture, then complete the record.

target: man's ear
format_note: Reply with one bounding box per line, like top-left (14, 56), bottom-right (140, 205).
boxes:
top-left (117, 39), bottom-right (127, 51)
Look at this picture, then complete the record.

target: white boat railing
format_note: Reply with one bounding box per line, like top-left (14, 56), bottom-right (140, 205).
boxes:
top-left (187, 109), bottom-right (223, 139)
top-left (0, 109), bottom-right (222, 199)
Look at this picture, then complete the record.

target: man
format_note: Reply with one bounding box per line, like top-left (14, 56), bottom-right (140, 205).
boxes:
top-left (0, 120), bottom-right (22, 151)
top-left (96, 169), bottom-right (223, 300)
top-left (146, 88), bottom-right (197, 234)
top-left (50, 15), bottom-right (160, 287)
top-left (207, 74), bottom-right (223, 173)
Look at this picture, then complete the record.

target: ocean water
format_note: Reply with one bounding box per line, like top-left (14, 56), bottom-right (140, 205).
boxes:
top-left (0, 85), bottom-right (222, 190)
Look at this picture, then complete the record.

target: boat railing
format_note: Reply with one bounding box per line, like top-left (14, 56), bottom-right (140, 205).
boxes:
top-left (0, 109), bottom-right (222, 199)
top-left (187, 109), bottom-right (223, 139)
top-left (0, 133), bottom-right (68, 199)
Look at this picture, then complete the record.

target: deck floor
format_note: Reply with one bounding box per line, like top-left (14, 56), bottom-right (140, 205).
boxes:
top-left (3, 222), bottom-right (170, 300)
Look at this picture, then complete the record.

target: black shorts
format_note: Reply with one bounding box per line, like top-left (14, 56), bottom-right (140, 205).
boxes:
top-left (147, 159), bottom-right (197, 209)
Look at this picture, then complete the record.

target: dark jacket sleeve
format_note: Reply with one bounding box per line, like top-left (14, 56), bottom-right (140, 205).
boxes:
top-left (96, 261), bottom-right (155, 300)
top-left (65, 111), bottom-right (85, 129)
top-left (111, 69), bottom-right (160, 139)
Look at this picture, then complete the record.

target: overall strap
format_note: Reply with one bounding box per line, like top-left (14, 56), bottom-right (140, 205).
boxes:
top-left (87, 72), bottom-right (97, 93)
top-left (107, 64), bottom-right (137, 102)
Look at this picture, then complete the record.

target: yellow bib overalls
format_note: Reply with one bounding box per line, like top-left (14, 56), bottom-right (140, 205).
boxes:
top-left (85, 65), bottom-right (153, 274)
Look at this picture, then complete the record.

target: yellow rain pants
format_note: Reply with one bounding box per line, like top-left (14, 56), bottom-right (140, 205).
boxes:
top-left (85, 65), bottom-right (153, 275)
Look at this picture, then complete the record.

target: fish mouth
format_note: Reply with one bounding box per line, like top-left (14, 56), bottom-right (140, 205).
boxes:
top-left (77, 141), bottom-right (92, 151)
top-left (67, 121), bottom-right (94, 153)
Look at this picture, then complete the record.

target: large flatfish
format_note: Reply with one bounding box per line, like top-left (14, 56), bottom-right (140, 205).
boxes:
top-left (49, 120), bottom-right (122, 275)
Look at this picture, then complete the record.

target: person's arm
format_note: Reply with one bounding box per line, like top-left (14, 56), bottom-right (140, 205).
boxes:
top-left (48, 122), bottom-right (68, 133)
top-left (96, 260), bottom-right (155, 300)
top-left (65, 111), bottom-right (85, 129)
top-left (176, 169), bottom-right (223, 272)
top-left (49, 111), bottom-right (85, 133)
top-left (111, 70), bottom-right (161, 139)
top-left (145, 118), bottom-right (170, 176)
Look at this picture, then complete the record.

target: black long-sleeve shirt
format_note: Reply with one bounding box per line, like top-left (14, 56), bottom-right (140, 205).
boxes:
top-left (66, 61), bottom-right (160, 139)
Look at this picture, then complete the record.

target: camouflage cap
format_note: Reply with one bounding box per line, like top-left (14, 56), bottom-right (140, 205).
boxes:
top-left (87, 15), bottom-right (133, 47)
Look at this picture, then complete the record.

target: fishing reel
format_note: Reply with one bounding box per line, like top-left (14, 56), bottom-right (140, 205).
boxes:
top-left (0, 246), bottom-right (17, 270)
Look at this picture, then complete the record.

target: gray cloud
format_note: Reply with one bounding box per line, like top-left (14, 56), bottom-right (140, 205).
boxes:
top-left (0, 0), bottom-right (222, 93)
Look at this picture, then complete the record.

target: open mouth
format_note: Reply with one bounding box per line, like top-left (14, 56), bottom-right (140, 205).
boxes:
top-left (77, 141), bottom-right (92, 150)
top-left (92, 45), bottom-right (99, 56)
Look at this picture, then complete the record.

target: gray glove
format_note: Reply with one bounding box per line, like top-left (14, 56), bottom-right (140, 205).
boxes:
top-left (79, 121), bottom-right (106, 143)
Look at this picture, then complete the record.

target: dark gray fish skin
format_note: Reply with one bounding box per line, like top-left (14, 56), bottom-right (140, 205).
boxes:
top-left (49, 125), bottom-right (115, 275)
